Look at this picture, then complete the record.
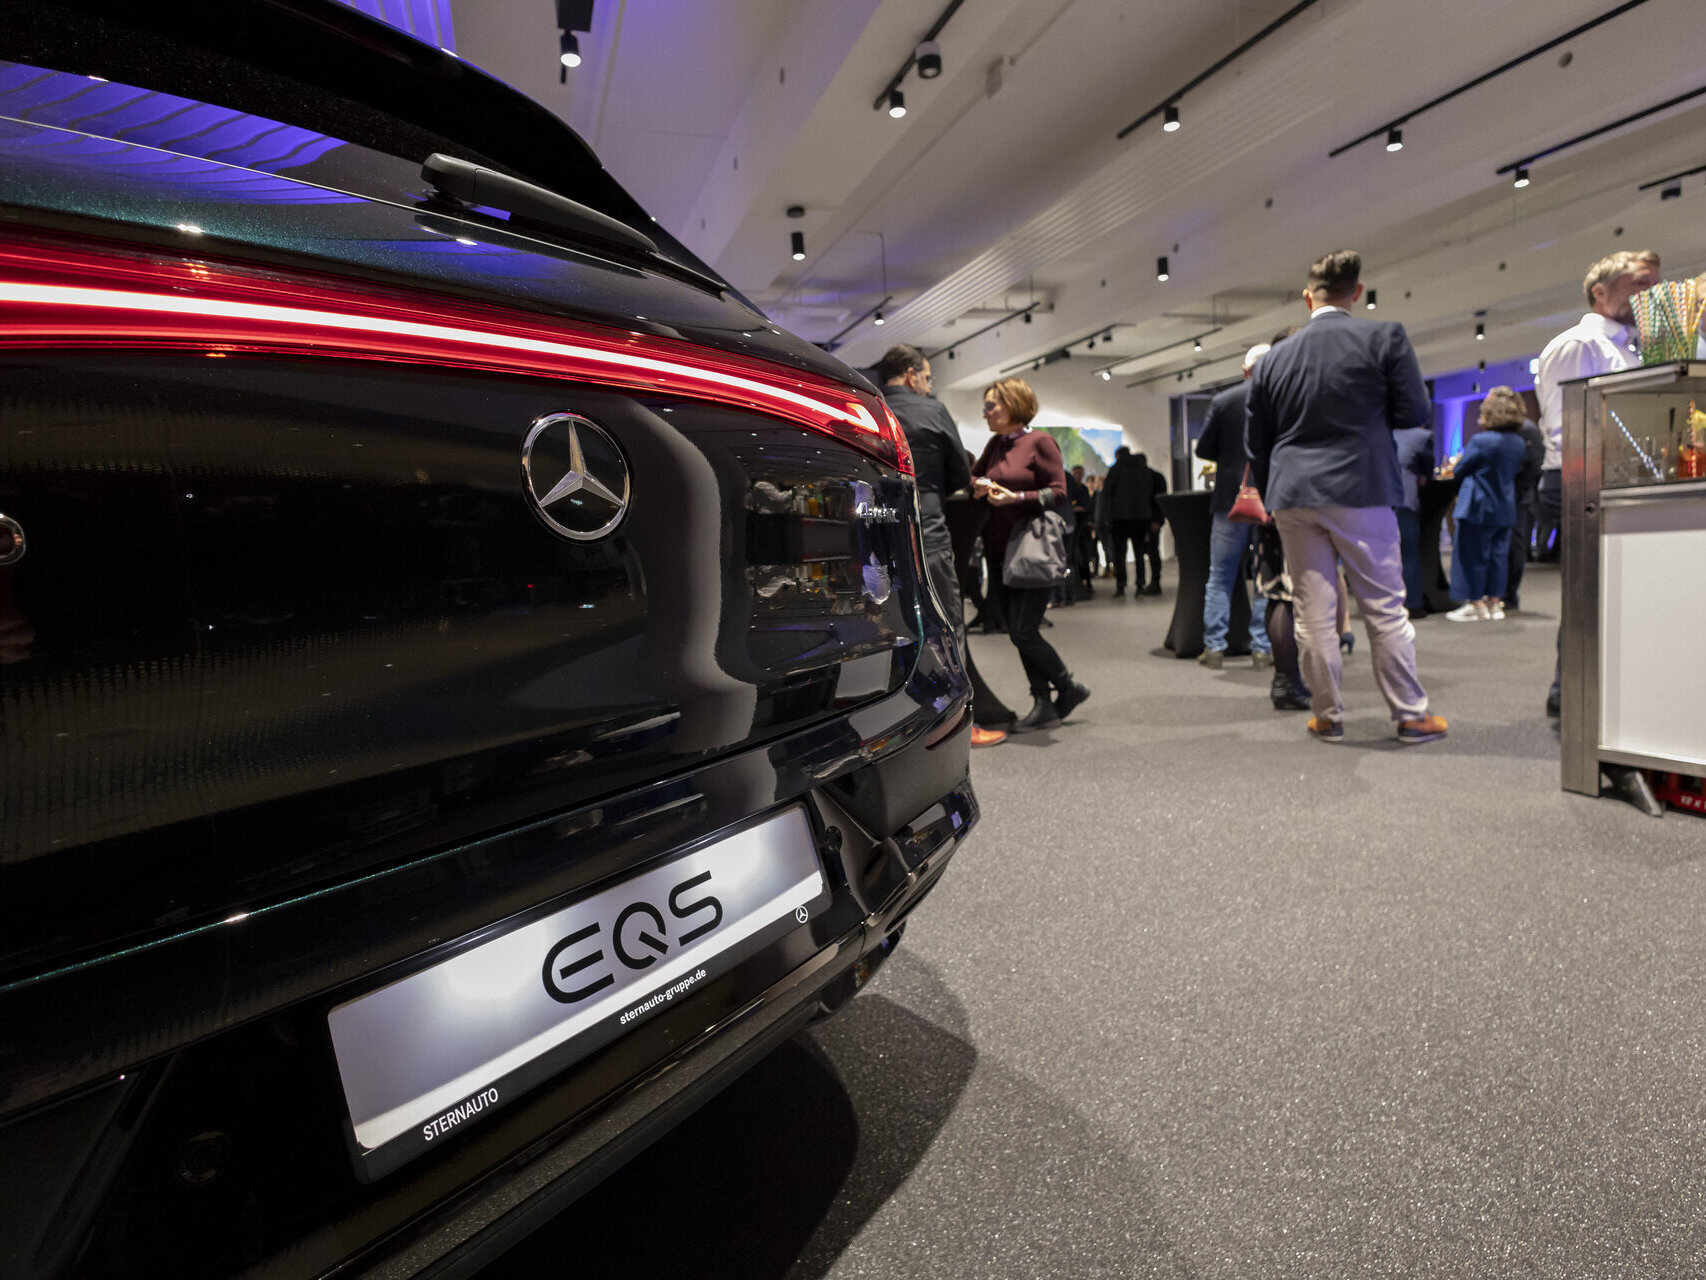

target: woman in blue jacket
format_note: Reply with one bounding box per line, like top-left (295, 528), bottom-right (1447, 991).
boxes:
top-left (1447, 387), bottom-right (1530, 622)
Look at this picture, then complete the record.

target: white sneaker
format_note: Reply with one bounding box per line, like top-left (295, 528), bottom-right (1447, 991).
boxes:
top-left (1486, 599), bottom-right (1506, 620)
top-left (1445, 602), bottom-right (1485, 622)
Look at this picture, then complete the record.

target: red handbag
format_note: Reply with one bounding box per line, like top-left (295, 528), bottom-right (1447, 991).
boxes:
top-left (1226, 463), bottom-right (1270, 525)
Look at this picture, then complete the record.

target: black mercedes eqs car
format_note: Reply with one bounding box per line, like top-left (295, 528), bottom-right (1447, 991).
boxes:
top-left (0, 2), bottom-right (975, 1275)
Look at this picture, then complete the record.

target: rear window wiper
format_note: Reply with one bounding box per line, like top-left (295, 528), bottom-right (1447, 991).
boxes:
top-left (422, 152), bottom-right (659, 256)
top-left (419, 152), bottom-right (732, 299)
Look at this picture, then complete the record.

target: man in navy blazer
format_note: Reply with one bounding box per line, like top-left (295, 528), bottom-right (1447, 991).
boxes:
top-left (1245, 249), bottom-right (1447, 745)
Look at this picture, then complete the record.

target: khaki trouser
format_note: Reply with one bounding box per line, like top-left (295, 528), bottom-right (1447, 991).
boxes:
top-left (1271, 505), bottom-right (1428, 724)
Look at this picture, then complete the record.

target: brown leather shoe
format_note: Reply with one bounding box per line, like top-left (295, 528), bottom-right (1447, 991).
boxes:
top-left (970, 726), bottom-right (1007, 747)
top-left (1307, 715), bottom-right (1343, 743)
top-left (1397, 714), bottom-right (1448, 745)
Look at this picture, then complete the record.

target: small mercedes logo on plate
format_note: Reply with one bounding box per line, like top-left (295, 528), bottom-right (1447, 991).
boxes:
top-left (522, 413), bottom-right (630, 541)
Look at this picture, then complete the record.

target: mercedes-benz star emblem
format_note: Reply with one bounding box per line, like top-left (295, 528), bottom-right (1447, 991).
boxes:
top-left (522, 413), bottom-right (630, 541)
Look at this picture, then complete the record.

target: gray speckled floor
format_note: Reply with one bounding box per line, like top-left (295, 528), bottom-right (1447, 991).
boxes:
top-left (484, 564), bottom-right (1706, 1280)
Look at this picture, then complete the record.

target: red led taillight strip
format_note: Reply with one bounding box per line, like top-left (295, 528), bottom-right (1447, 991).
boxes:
top-left (0, 234), bottom-right (912, 474)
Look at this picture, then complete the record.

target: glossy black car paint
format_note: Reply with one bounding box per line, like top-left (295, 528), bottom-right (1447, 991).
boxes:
top-left (0, 3), bottom-right (975, 1276)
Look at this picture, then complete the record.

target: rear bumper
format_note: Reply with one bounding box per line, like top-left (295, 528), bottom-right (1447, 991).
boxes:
top-left (362, 781), bottom-right (973, 1280)
top-left (0, 669), bottom-right (973, 1279)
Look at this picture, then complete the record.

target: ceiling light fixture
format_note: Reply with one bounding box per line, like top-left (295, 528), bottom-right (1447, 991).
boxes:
top-left (1661, 184), bottom-right (1682, 200)
top-left (1366, 289), bottom-right (1378, 309)
top-left (1193, 339), bottom-right (1202, 352)
top-left (1100, 370), bottom-right (1112, 380)
top-left (1513, 167), bottom-right (1530, 188)
top-left (1475, 321), bottom-right (1485, 340)
top-left (1331, 6), bottom-right (1665, 159)
top-left (887, 89), bottom-right (907, 119)
top-left (1163, 104), bottom-right (1180, 132)
top-left (559, 31), bottom-right (581, 67)
top-left (1385, 126), bottom-right (1403, 152)
top-left (790, 231), bottom-right (805, 261)
top-left (873, 2), bottom-right (966, 113)
top-left (873, 310), bottom-right (885, 326)
top-left (1116, 0), bottom-right (1325, 141)
top-left (1156, 256), bottom-right (1170, 281)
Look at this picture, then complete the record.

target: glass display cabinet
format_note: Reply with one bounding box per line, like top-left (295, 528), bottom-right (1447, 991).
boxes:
top-left (1560, 362), bottom-right (1706, 798)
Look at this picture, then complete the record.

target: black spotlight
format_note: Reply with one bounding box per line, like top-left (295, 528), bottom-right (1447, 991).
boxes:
top-left (873, 309), bottom-right (885, 327)
top-left (1661, 185), bottom-right (1682, 200)
top-left (1475, 321), bottom-right (1485, 340)
top-left (948, 349), bottom-right (956, 360)
top-left (1385, 126), bottom-right (1403, 152)
top-left (1156, 256), bottom-right (1170, 281)
top-left (1513, 167), bottom-right (1530, 189)
top-left (559, 31), bottom-right (581, 68)
top-left (1366, 289), bottom-right (1378, 309)
top-left (887, 89), bottom-right (906, 119)
top-left (790, 231), bottom-right (805, 261)
top-left (1163, 104), bottom-right (1180, 133)
top-left (1023, 311), bottom-right (1032, 323)
top-left (1192, 338), bottom-right (1202, 352)
top-left (915, 40), bottom-right (942, 78)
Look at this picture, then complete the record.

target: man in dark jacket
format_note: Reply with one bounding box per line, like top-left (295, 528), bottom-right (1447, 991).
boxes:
top-left (880, 345), bottom-right (1005, 748)
top-left (1246, 249), bottom-right (1446, 745)
top-left (1101, 446), bottom-right (1158, 597)
top-left (878, 344), bottom-right (970, 628)
top-left (1194, 341), bottom-right (1278, 666)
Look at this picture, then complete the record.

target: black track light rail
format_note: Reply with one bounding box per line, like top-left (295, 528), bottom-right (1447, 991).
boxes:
top-left (1329, 0), bottom-right (1652, 159)
top-left (1496, 82), bottom-right (1706, 175)
top-left (1096, 326), bottom-right (1224, 376)
top-left (1115, 0), bottom-right (1322, 140)
top-left (824, 295), bottom-right (893, 349)
top-left (1125, 355), bottom-right (1238, 391)
top-left (999, 325), bottom-right (1124, 375)
top-left (1639, 161), bottom-right (1706, 191)
top-left (871, 0), bottom-right (967, 111)
top-left (926, 302), bottom-right (1040, 362)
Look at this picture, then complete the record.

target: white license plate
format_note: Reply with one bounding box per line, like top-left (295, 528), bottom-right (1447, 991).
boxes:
top-left (327, 805), bottom-right (828, 1179)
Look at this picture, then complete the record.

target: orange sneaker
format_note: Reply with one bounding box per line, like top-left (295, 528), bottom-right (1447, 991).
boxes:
top-left (970, 726), bottom-right (1007, 748)
top-left (1397, 714), bottom-right (1448, 745)
top-left (1307, 716), bottom-right (1343, 743)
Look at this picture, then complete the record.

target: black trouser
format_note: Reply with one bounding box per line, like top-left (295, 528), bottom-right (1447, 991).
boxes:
top-left (1506, 494), bottom-right (1536, 606)
top-left (1072, 522), bottom-right (1096, 588)
top-left (1538, 471), bottom-right (1562, 701)
top-left (1138, 523), bottom-right (1162, 588)
top-left (1005, 584), bottom-right (1070, 698)
top-left (918, 497), bottom-right (962, 633)
top-left (1109, 519), bottom-right (1145, 591)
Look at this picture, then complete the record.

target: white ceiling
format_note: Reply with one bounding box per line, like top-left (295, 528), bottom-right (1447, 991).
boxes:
top-left (454, 0), bottom-right (1706, 399)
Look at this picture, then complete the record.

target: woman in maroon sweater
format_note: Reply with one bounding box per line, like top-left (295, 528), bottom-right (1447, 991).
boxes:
top-left (972, 378), bottom-right (1091, 732)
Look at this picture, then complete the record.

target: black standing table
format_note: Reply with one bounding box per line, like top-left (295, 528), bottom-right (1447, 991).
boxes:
top-left (1156, 491), bottom-right (1249, 658)
top-left (1417, 476), bottom-right (1462, 614)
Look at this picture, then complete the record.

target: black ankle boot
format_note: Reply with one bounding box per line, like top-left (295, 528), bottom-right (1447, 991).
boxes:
top-left (1012, 696), bottom-right (1062, 733)
top-left (1270, 670), bottom-right (1310, 711)
top-left (1054, 678), bottom-right (1091, 720)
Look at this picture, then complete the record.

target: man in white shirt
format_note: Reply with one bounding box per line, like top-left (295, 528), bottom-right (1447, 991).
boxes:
top-left (1535, 250), bottom-right (1659, 715)
top-left (1536, 250), bottom-right (1660, 477)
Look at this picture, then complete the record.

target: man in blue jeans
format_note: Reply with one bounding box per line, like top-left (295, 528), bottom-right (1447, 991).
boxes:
top-left (1193, 342), bottom-right (1278, 669)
